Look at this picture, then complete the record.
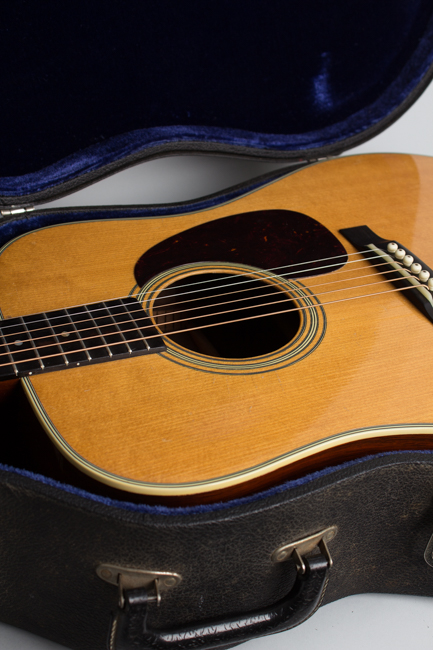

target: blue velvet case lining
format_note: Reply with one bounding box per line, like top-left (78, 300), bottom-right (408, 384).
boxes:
top-left (1, 0), bottom-right (433, 200)
top-left (2, 450), bottom-right (433, 516)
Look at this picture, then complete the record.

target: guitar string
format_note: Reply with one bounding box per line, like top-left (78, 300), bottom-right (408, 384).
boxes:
top-left (0, 283), bottom-right (424, 370)
top-left (0, 256), bottom-right (393, 340)
top-left (0, 250), bottom-right (395, 334)
top-left (136, 262), bottom-right (394, 312)
top-left (0, 247), bottom-right (367, 334)
top-left (145, 254), bottom-right (379, 300)
top-left (135, 249), bottom-right (357, 295)
top-left (0, 263), bottom-right (423, 353)
top-left (0, 276), bottom-right (427, 364)
top-left (0, 262), bottom-right (404, 348)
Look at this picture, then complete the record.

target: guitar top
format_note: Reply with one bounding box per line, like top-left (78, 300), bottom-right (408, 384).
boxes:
top-left (0, 153), bottom-right (432, 502)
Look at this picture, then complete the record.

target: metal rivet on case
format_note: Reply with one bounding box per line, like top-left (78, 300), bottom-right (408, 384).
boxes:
top-left (275, 550), bottom-right (289, 561)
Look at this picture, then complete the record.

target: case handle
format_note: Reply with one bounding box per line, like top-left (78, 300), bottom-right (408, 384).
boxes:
top-left (111, 554), bottom-right (329, 650)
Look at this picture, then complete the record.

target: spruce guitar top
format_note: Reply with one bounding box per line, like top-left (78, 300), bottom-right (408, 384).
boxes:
top-left (0, 153), bottom-right (432, 502)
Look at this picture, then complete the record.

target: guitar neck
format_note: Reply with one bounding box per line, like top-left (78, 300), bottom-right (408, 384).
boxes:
top-left (0, 297), bottom-right (165, 380)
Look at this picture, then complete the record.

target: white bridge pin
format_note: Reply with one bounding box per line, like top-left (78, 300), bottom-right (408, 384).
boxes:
top-left (387, 242), bottom-right (398, 254)
top-left (419, 269), bottom-right (431, 283)
top-left (403, 254), bottom-right (414, 267)
top-left (410, 263), bottom-right (422, 275)
top-left (394, 248), bottom-right (406, 260)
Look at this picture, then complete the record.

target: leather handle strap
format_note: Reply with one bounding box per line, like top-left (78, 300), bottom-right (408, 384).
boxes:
top-left (112, 555), bottom-right (329, 650)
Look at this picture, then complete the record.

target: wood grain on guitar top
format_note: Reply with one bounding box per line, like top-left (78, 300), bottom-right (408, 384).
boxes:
top-left (0, 153), bottom-right (432, 499)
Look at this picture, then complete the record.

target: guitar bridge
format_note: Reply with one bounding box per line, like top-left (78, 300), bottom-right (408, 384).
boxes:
top-left (340, 225), bottom-right (433, 323)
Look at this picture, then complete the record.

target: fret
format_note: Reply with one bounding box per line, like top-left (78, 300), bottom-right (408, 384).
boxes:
top-left (100, 302), bottom-right (133, 354)
top-left (101, 299), bottom-right (147, 353)
top-left (125, 297), bottom-right (165, 351)
top-left (63, 310), bottom-right (92, 362)
top-left (0, 328), bottom-right (19, 379)
top-left (0, 298), bottom-right (166, 380)
top-left (23, 313), bottom-right (65, 371)
top-left (84, 303), bottom-right (130, 357)
top-left (67, 306), bottom-right (112, 361)
top-left (1, 315), bottom-right (43, 376)
top-left (52, 309), bottom-right (92, 363)
top-left (37, 314), bottom-right (68, 365)
top-left (82, 304), bottom-right (114, 358)
top-left (21, 317), bottom-right (45, 368)
top-left (108, 298), bottom-right (164, 352)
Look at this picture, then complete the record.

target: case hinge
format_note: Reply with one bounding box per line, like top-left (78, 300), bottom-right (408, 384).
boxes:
top-left (306, 156), bottom-right (332, 164)
top-left (1, 205), bottom-right (35, 217)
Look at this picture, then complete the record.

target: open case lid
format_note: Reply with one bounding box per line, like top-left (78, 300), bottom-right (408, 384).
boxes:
top-left (1, 0), bottom-right (433, 209)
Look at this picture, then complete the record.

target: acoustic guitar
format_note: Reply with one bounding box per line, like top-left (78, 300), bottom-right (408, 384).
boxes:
top-left (1, 153), bottom-right (432, 504)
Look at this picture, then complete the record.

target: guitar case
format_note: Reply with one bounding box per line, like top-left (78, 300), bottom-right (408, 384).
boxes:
top-left (1, 3), bottom-right (433, 649)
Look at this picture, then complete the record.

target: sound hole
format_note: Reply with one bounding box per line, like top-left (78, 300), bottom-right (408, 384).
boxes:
top-left (152, 273), bottom-right (301, 359)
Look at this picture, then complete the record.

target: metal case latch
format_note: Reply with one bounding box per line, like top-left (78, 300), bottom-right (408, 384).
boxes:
top-left (96, 564), bottom-right (182, 607)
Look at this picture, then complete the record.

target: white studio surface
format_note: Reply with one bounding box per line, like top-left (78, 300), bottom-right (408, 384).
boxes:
top-left (1, 82), bottom-right (433, 649)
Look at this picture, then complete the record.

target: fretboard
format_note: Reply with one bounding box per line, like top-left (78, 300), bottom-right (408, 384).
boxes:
top-left (0, 297), bottom-right (166, 381)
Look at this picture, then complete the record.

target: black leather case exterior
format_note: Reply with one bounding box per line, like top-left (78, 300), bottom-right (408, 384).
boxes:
top-left (1, 451), bottom-right (432, 650)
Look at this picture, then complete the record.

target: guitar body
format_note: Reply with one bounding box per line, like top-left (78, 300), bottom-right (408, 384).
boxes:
top-left (1, 153), bottom-right (433, 500)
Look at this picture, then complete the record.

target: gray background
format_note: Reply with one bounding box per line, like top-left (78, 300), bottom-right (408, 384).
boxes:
top-left (1, 81), bottom-right (433, 648)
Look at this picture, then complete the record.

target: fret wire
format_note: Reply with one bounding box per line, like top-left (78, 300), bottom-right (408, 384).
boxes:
top-left (39, 312), bottom-right (68, 365)
top-left (0, 328), bottom-right (19, 376)
top-left (84, 305), bottom-right (112, 358)
top-left (108, 298), bottom-right (149, 353)
top-left (65, 310), bottom-right (92, 361)
top-left (102, 301), bottom-right (133, 354)
top-left (20, 317), bottom-right (45, 369)
top-left (120, 299), bottom-right (150, 351)
top-left (2, 317), bottom-right (43, 375)
top-left (50, 310), bottom-right (91, 364)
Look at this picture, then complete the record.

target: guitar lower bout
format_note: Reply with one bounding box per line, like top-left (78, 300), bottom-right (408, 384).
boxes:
top-left (21, 371), bottom-right (433, 503)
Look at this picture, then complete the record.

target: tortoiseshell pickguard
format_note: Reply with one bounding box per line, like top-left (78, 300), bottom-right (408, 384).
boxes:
top-left (134, 210), bottom-right (347, 286)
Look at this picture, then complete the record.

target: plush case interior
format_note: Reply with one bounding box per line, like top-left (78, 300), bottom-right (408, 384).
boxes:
top-left (1, 0), bottom-right (433, 203)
